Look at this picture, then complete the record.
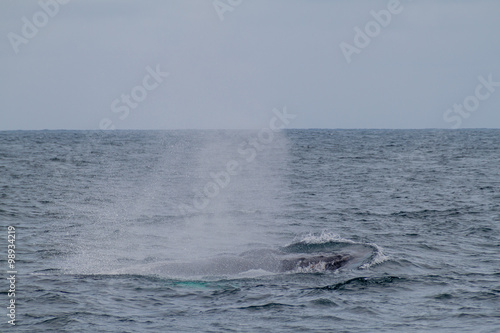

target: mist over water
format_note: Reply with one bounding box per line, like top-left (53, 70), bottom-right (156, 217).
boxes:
top-left (67, 130), bottom-right (293, 274)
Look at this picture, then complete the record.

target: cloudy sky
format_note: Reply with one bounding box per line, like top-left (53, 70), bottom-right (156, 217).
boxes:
top-left (1, 0), bottom-right (499, 130)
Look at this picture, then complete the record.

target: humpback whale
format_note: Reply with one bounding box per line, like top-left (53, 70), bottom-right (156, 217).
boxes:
top-left (110, 251), bottom-right (354, 277)
top-left (108, 238), bottom-right (375, 277)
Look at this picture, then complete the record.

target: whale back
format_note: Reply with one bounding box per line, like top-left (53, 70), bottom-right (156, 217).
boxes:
top-left (279, 254), bottom-right (351, 272)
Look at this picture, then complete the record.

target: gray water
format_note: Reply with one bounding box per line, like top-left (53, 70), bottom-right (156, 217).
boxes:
top-left (1, 129), bottom-right (499, 332)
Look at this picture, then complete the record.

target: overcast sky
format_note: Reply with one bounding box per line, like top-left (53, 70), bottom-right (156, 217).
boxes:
top-left (1, 0), bottom-right (499, 130)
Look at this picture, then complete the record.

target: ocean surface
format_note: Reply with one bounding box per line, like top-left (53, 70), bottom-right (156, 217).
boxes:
top-left (1, 129), bottom-right (499, 332)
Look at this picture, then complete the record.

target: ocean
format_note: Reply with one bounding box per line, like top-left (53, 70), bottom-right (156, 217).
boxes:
top-left (1, 129), bottom-right (499, 332)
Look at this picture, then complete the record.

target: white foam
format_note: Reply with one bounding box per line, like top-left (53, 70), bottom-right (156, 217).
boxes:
top-left (297, 231), bottom-right (348, 244)
top-left (359, 242), bottom-right (389, 269)
top-left (294, 231), bottom-right (389, 269)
